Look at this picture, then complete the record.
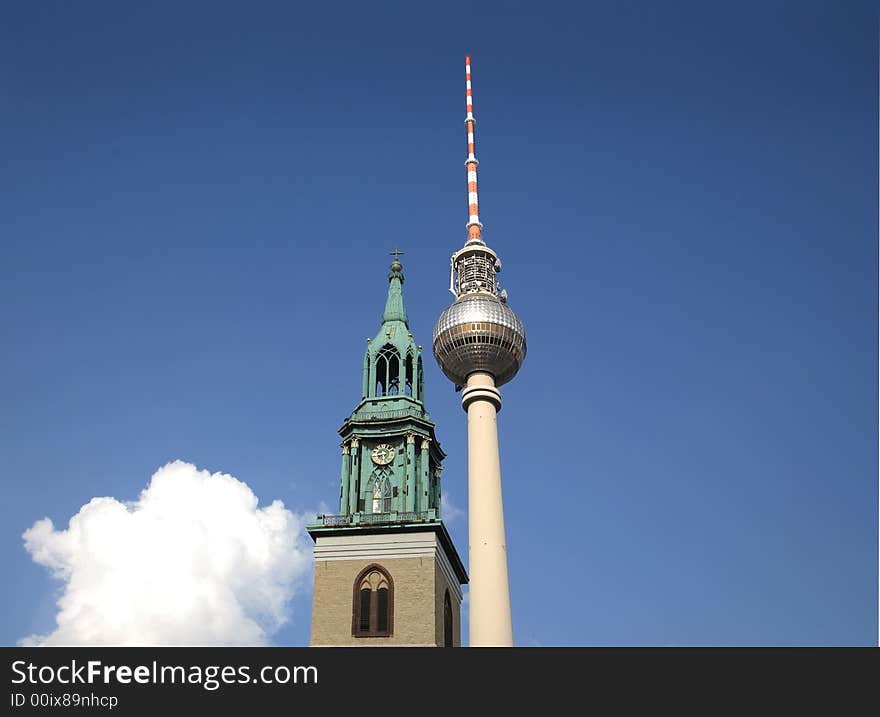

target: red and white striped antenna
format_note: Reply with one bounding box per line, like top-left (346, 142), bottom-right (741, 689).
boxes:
top-left (465, 55), bottom-right (483, 244)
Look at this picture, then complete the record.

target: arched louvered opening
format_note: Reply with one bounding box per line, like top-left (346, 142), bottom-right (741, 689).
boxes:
top-left (405, 352), bottom-right (414, 396)
top-left (375, 354), bottom-right (386, 396)
top-left (375, 345), bottom-right (400, 397)
top-left (359, 588), bottom-right (371, 633)
top-left (443, 590), bottom-right (453, 647)
top-left (352, 564), bottom-right (394, 638)
top-left (417, 355), bottom-right (424, 402)
top-left (376, 587), bottom-right (389, 633)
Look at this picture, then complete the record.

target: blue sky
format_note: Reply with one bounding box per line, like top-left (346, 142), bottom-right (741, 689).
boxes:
top-left (1, 0), bottom-right (876, 646)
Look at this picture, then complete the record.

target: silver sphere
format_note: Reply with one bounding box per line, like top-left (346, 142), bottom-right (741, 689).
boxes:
top-left (432, 293), bottom-right (527, 387)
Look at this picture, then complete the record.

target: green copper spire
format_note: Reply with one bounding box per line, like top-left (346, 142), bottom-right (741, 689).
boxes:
top-left (365, 255), bottom-right (421, 401)
top-left (312, 254), bottom-right (446, 522)
top-left (382, 257), bottom-right (409, 327)
top-left (306, 250), bottom-right (468, 632)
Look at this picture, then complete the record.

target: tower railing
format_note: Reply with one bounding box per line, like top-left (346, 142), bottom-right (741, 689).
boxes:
top-left (353, 405), bottom-right (426, 422)
top-left (314, 510), bottom-right (438, 528)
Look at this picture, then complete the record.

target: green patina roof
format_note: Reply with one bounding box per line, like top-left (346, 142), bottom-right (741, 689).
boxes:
top-left (368, 258), bottom-right (418, 361)
top-left (381, 259), bottom-right (408, 327)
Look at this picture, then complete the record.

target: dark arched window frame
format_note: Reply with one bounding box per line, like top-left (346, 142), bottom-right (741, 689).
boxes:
top-left (443, 589), bottom-right (453, 647)
top-left (352, 564), bottom-right (394, 638)
top-left (404, 351), bottom-right (414, 396)
top-left (375, 353), bottom-right (387, 396)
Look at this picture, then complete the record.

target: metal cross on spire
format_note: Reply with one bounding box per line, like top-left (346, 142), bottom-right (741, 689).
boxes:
top-left (390, 247), bottom-right (405, 261)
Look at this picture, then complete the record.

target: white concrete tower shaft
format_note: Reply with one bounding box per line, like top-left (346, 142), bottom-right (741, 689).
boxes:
top-left (462, 372), bottom-right (512, 646)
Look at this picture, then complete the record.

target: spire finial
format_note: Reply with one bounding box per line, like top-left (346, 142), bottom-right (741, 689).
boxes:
top-left (465, 55), bottom-right (483, 244)
top-left (390, 247), bottom-right (405, 262)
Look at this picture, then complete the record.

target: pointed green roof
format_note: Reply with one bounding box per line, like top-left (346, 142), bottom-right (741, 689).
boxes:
top-left (362, 257), bottom-right (423, 410)
top-left (382, 259), bottom-right (409, 328)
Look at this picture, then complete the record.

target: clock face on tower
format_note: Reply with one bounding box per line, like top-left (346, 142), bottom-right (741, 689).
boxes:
top-left (371, 444), bottom-right (395, 465)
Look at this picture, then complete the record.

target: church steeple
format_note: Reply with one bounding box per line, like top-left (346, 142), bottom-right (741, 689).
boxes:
top-left (307, 256), bottom-right (467, 648)
top-left (305, 253), bottom-right (453, 522)
top-left (363, 256), bottom-right (422, 402)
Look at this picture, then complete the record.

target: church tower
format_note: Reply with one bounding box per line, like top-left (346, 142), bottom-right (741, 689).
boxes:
top-left (308, 255), bottom-right (468, 647)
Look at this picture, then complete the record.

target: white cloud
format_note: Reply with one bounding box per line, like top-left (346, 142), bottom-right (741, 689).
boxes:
top-left (20, 460), bottom-right (312, 646)
top-left (441, 492), bottom-right (465, 522)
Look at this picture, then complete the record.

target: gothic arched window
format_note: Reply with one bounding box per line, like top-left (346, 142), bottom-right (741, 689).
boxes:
top-left (375, 345), bottom-right (400, 397)
top-left (370, 467), bottom-right (392, 514)
top-left (352, 564), bottom-right (393, 638)
top-left (375, 354), bottom-right (387, 396)
top-left (443, 590), bottom-right (453, 647)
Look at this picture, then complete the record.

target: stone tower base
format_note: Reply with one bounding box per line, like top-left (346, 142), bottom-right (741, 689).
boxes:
top-left (309, 526), bottom-right (467, 647)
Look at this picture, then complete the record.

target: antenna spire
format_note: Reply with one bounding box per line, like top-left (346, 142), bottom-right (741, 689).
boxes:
top-left (465, 55), bottom-right (483, 244)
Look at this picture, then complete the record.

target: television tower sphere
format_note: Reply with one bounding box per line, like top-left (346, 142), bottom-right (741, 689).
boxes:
top-left (433, 273), bottom-right (526, 387)
top-left (432, 54), bottom-right (526, 389)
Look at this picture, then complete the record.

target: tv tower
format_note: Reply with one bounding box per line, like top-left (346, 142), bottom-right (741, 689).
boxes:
top-left (433, 56), bottom-right (527, 646)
